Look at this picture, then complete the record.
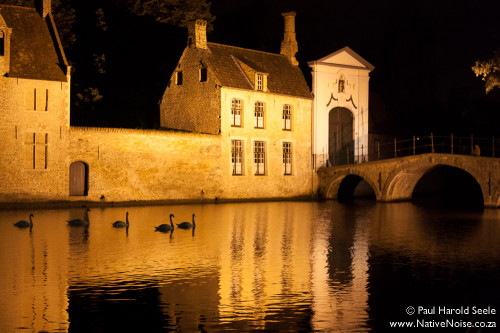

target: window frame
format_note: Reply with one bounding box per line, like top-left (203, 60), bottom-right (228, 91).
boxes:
top-left (283, 142), bottom-right (292, 175)
top-left (283, 104), bottom-right (292, 131)
top-left (254, 101), bottom-right (264, 129)
top-left (231, 140), bottom-right (243, 175)
top-left (176, 71), bottom-right (183, 85)
top-left (256, 74), bottom-right (263, 91)
top-left (253, 141), bottom-right (266, 175)
top-left (231, 99), bottom-right (242, 127)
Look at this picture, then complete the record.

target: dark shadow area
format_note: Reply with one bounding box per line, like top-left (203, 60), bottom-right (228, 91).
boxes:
top-left (412, 165), bottom-right (484, 210)
top-left (338, 175), bottom-right (376, 202)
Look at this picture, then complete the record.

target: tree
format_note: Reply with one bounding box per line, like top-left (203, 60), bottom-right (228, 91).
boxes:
top-left (124, 0), bottom-right (215, 30)
top-left (472, 49), bottom-right (500, 94)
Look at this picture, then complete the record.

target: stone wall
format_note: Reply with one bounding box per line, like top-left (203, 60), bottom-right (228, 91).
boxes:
top-left (67, 127), bottom-right (223, 203)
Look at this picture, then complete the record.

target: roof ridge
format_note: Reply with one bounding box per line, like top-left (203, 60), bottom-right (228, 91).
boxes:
top-left (207, 42), bottom-right (284, 58)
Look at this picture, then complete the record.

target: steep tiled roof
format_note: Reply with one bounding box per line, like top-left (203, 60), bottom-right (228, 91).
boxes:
top-left (0, 5), bottom-right (67, 81)
top-left (204, 42), bottom-right (311, 99)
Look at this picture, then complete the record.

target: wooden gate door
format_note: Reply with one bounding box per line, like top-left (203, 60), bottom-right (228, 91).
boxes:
top-left (69, 161), bottom-right (87, 196)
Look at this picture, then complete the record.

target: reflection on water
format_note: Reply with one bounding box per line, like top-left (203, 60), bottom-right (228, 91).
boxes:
top-left (0, 202), bottom-right (499, 332)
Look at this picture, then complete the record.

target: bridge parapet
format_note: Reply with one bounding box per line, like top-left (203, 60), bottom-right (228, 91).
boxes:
top-left (317, 153), bottom-right (500, 208)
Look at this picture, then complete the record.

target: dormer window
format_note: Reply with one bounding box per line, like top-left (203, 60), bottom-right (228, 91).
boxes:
top-left (256, 74), bottom-right (263, 91)
top-left (255, 73), bottom-right (267, 91)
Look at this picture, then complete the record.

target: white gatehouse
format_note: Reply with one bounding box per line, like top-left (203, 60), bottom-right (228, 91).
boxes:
top-left (309, 47), bottom-right (374, 169)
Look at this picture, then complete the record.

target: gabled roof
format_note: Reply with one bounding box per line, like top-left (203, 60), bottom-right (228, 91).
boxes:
top-left (203, 42), bottom-right (311, 99)
top-left (310, 46), bottom-right (375, 71)
top-left (0, 5), bottom-right (67, 82)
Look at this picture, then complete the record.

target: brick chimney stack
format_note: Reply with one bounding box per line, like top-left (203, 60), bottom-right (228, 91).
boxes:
top-left (35, 0), bottom-right (51, 18)
top-left (280, 11), bottom-right (298, 66)
top-left (188, 19), bottom-right (208, 50)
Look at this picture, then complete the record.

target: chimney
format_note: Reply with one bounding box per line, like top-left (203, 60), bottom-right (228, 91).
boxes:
top-left (280, 12), bottom-right (299, 66)
top-left (188, 19), bottom-right (208, 50)
top-left (35, 0), bottom-right (51, 18)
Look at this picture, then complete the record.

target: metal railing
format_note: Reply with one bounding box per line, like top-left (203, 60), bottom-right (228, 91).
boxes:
top-left (375, 134), bottom-right (498, 161)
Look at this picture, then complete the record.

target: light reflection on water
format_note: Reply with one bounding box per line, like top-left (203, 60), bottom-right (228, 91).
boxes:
top-left (0, 201), bottom-right (499, 332)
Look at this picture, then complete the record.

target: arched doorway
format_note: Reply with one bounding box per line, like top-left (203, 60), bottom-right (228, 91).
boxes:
top-left (329, 107), bottom-right (354, 166)
top-left (69, 161), bottom-right (88, 196)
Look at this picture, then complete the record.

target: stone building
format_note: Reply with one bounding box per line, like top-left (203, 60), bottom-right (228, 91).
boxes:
top-left (308, 47), bottom-right (374, 168)
top-left (0, 5), bottom-right (314, 205)
top-left (0, 1), bottom-right (71, 203)
top-left (160, 12), bottom-right (314, 199)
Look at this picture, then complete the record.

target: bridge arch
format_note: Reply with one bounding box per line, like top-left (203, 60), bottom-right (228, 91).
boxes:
top-left (324, 169), bottom-right (380, 201)
top-left (382, 156), bottom-right (486, 208)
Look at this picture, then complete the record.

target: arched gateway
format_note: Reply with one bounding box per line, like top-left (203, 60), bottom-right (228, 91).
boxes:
top-left (309, 47), bottom-right (374, 169)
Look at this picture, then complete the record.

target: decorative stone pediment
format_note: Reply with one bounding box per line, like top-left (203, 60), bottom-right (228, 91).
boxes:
top-left (316, 46), bottom-right (375, 70)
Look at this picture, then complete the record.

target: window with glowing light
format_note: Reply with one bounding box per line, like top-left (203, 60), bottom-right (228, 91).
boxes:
top-left (254, 141), bottom-right (265, 175)
top-left (283, 142), bottom-right (292, 175)
top-left (231, 99), bottom-right (242, 127)
top-left (256, 74), bottom-right (263, 91)
top-left (231, 140), bottom-right (243, 175)
top-left (254, 102), bottom-right (264, 128)
top-left (283, 104), bottom-right (292, 130)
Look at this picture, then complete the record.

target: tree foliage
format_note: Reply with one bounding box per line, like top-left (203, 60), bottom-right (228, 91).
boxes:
top-left (472, 49), bottom-right (500, 94)
top-left (124, 0), bottom-right (215, 31)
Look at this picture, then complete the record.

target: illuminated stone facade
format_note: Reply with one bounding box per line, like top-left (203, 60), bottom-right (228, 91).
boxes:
top-left (308, 47), bottom-right (374, 168)
top-left (0, 5), bottom-right (314, 205)
top-left (0, 3), bottom-right (71, 203)
top-left (161, 17), bottom-right (313, 201)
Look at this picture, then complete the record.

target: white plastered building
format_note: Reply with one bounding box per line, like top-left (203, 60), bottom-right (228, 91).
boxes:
top-left (309, 47), bottom-right (374, 169)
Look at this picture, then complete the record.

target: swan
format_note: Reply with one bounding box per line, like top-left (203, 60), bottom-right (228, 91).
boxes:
top-left (177, 213), bottom-right (196, 229)
top-left (112, 212), bottom-right (130, 228)
top-left (155, 214), bottom-right (175, 232)
top-left (67, 208), bottom-right (91, 226)
top-left (14, 214), bottom-right (34, 228)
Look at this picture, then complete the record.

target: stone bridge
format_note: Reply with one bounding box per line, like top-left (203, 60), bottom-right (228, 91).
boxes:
top-left (317, 153), bottom-right (500, 208)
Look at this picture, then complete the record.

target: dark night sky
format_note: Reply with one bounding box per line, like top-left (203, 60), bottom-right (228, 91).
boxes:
top-left (70, 0), bottom-right (500, 135)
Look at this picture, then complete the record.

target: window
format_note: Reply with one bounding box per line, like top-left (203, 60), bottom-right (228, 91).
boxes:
top-left (283, 142), bottom-right (292, 175)
top-left (254, 141), bottom-right (265, 175)
top-left (176, 71), bottom-right (183, 85)
top-left (231, 99), bottom-right (242, 127)
top-left (283, 104), bottom-right (291, 130)
top-left (231, 140), bottom-right (243, 175)
top-left (256, 74), bottom-right (263, 91)
top-left (254, 102), bottom-right (264, 128)
top-left (338, 75), bottom-right (345, 93)
top-left (24, 133), bottom-right (48, 169)
top-left (25, 88), bottom-right (48, 111)
top-left (0, 31), bottom-right (4, 56)
top-left (199, 67), bottom-right (207, 82)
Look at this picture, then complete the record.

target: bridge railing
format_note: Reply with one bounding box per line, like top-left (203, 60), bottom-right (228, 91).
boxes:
top-left (374, 134), bottom-right (499, 161)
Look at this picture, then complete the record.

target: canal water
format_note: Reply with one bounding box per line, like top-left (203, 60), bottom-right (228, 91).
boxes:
top-left (0, 201), bottom-right (499, 332)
